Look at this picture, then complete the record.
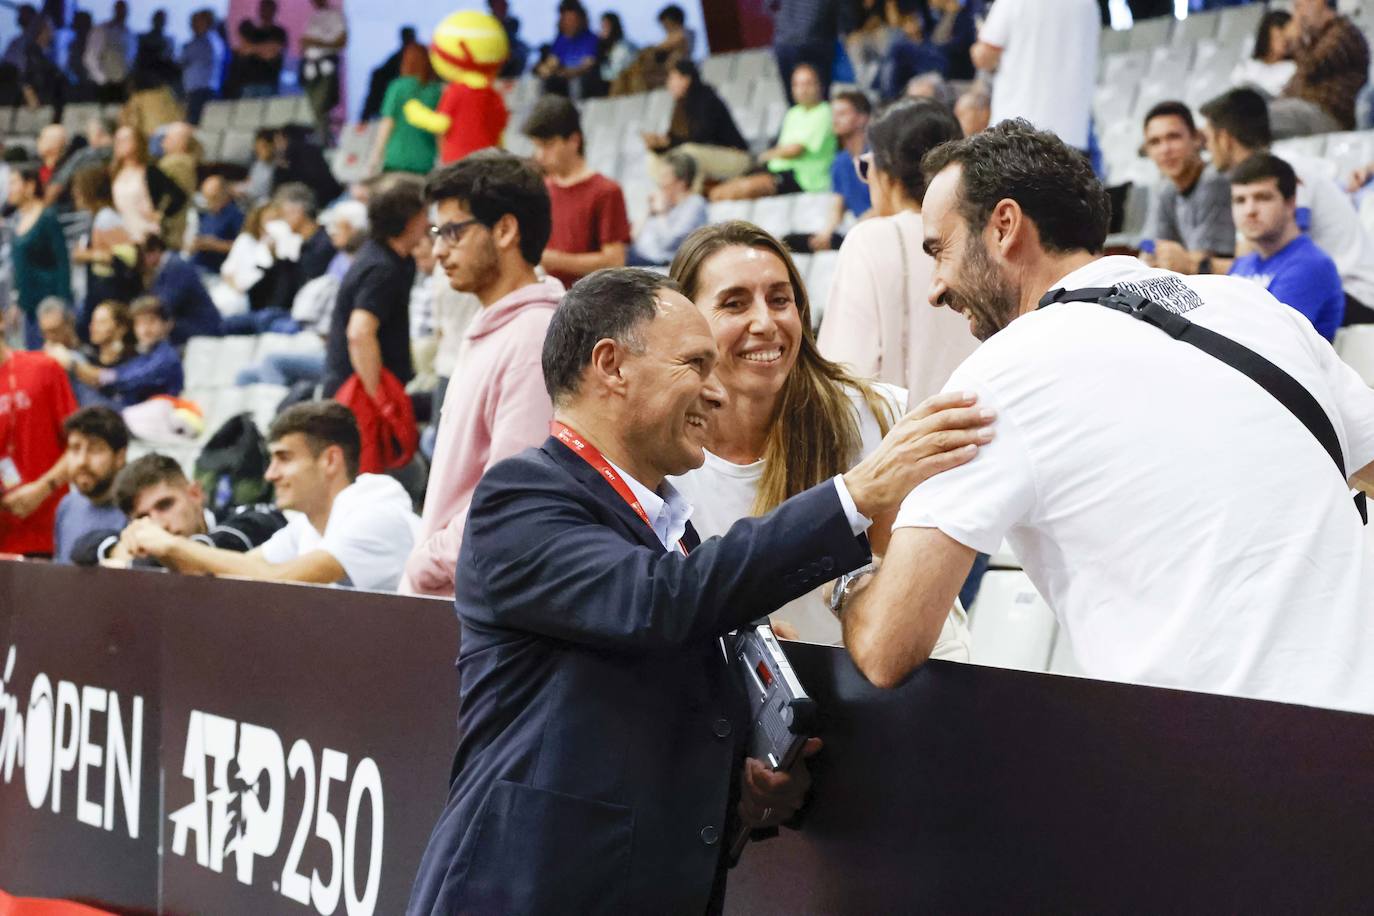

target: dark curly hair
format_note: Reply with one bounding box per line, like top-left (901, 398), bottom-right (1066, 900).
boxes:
top-left (922, 118), bottom-right (1111, 254)
top-left (868, 96), bottom-right (963, 203)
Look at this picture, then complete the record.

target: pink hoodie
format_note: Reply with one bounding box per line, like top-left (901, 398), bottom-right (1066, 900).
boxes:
top-left (401, 277), bottom-right (565, 596)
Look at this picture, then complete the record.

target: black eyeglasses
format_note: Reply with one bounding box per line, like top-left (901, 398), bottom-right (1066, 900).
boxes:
top-left (854, 152), bottom-right (874, 184)
top-left (429, 218), bottom-right (484, 244)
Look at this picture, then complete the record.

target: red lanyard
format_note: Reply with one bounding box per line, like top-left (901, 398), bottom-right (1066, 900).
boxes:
top-left (551, 421), bottom-right (687, 554)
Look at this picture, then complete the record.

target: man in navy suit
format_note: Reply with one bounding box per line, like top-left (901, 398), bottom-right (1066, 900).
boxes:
top-left (407, 268), bottom-right (995, 915)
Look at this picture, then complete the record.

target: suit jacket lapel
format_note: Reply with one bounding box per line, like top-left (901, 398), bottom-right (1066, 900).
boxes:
top-left (542, 436), bottom-right (670, 554)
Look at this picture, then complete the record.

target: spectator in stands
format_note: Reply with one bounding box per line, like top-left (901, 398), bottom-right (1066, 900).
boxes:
top-left (52, 295), bottom-right (183, 407)
top-left (1273, 0), bottom-right (1369, 136)
top-left (7, 166), bottom-right (72, 350)
top-left (796, 89), bottom-right (873, 253)
top-left (69, 166), bottom-right (137, 332)
top-left (971, 0), bottom-right (1097, 152)
top-left (35, 125), bottom-right (69, 192)
top-left (666, 220), bottom-right (971, 649)
top-left (322, 175), bottom-right (428, 397)
top-left (1140, 101), bottom-right (1234, 275)
top-left (271, 125), bottom-right (343, 209)
top-left (819, 96), bottom-right (977, 402)
top-left (239, 182), bottom-right (336, 326)
top-left (211, 200), bottom-right (273, 315)
top-left (141, 233), bottom-right (223, 343)
top-left (1227, 153), bottom-right (1345, 341)
top-left (134, 9), bottom-right (178, 86)
top-left (628, 151), bottom-right (707, 266)
top-left (1232, 10), bottom-right (1296, 99)
top-left (110, 124), bottom-right (186, 242)
top-left (598, 13), bottom-right (636, 88)
top-left (48, 298), bottom-right (133, 405)
top-left (1202, 87), bottom-right (1374, 324)
top-left (80, 453), bottom-right (285, 567)
top-left (0, 332), bottom-right (77, 557)
top-left (904, 71), bottom-right (955, 106)
top-left (773, 0), bottom-right (846, 103)
top-left (234, 0), bottom-right (288, 99)
top-left (2, 4), bottom-right (38, 69)
top-left (402, 150), bottom-right (562, 597)
top-left (709, 63), bottom-right (837, 202)
top-left (875, 6), bottom-right (946, 102)
top-left (360, 26), bottom-right (417, 121)
top-left (930, 0), bottom-right (979, 81)
top-left (367, 44), bottom-right (443, 176)
top-left (535, 0), bottom-right (602, 98)
top-left (490, 0), bottom-right (529, 78)
top-left (191, 175), bottom-right (243, 274)
top-left (242, 127), bottom-right (277, 203)
top-left (181, 9), bottom-right (225, 125)
top-left (642, 59), bottom-right (750, 191)
top-left (954, 84), bottom-right (991, 137)
top-left (57, 10), bottom-right (96, 102)
top-left (18, 14), bottom-right (64, 108)
top-left (120, 66), bottom-right (186, 138)
top-left (523, 95), bottom-right (631, 287)
top-left (118, 402), bottom-right (419, 591)
top-left (53, 406), bottom-right (128, 562)
top-left (46, 116), bottom-right (115, 208)
top-left (157, 122), bottom-right (200, 246)
top-left (84, 0), bottom-right (134, 104)
top-left (36, 298), bottom-right (80, 350)
top-left (300, 0), bottom-right (348, 139)
top-left (610, 3), bottom-right (693, 95)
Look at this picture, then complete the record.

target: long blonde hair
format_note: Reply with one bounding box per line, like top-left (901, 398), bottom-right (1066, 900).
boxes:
top-left (670, 221), bottom-right (896, 515)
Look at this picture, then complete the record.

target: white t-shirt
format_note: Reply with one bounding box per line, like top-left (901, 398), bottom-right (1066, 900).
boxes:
top-left (672, 383), bottom-right (972, 656)
top-left (894, 256), bottom-right (1374, 712)
top-left (259, 474), bottom-right (420, 592)
top-left (1281, 151), bottom-right (1374, 307)
top-left (1230, 57), bottom-right (1297, 98)
top-left (979, 0), bottom-right (1098, 150)
top-left (303, 8), bottom-right (347, 60)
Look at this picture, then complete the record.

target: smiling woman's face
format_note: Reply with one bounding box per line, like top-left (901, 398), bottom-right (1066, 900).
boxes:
top-left (690, 244), bottom-right (803, 407)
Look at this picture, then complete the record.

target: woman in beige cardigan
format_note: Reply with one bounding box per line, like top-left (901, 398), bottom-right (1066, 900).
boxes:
top-left (817, 97), bottom-right (979, 406)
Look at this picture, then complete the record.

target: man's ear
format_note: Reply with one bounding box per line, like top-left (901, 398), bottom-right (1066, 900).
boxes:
top-left (187, 480), bottom-right (204, 507)
top-left (989, 198), bottom-right (1024, 258)
top-left (587, 337), bottom-right (629, 396)
top-left (492, 212), bottom-right (520, 254)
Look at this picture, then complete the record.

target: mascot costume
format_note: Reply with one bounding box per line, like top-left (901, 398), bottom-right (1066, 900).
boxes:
top-left (404, 11), bottom-right (511, 163)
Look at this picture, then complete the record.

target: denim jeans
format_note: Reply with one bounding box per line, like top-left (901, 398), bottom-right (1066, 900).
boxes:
top-left (235, 352), bottom-right (325, 386)
top-left (223, 309), bottom-right (301, 335)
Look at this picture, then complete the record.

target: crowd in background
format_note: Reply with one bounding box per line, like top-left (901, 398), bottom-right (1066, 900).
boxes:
top-left (2, 0), bottom-right (1374, 646)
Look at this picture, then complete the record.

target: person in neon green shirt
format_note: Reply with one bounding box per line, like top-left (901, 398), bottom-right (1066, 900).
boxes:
top-left (367, 45), bottom-right (445, 176)
top-left (709, 62), bottom-right (838, 200)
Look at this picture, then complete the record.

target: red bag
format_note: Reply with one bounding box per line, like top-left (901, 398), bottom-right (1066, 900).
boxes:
top-left (332, 370), bottom-right (419, 474)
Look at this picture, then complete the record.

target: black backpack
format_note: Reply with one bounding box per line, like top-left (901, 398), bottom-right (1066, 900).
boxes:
top-left (194, 413), bottom-right (273, 521)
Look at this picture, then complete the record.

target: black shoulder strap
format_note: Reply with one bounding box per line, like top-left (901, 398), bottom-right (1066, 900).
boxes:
top-left (1039, 285), bottom-right (1367, 524)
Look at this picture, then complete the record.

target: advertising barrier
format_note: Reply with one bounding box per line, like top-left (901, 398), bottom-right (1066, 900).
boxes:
top-left (4, 560), bottom-right (1374, 913)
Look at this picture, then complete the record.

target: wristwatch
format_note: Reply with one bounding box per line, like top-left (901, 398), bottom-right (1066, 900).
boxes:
top-left (828, 563), bottom-right (876, 619)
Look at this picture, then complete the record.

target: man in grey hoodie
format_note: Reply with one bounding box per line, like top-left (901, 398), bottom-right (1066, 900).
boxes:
top-left (402, 151), bottom-right (565, 597)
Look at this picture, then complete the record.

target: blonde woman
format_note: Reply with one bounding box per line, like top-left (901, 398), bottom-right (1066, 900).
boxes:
top-left (668, 220), bottom-right (971, 652)
top-left (109, 124), bottom-right (186, 242)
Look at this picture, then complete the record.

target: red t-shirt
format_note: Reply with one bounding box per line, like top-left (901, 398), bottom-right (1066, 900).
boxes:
top-left (438, 84), bottom-right (509, 163)
top-left (0, 351), bottom-right (77, 556)
top-left (544, 173), bottom-right (632, 288)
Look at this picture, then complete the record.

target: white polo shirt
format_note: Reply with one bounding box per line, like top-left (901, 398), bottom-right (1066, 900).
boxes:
top-left (894, 256), bottom-right (1374, 712)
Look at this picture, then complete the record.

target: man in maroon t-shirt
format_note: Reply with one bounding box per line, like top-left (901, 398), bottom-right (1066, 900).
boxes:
top-left (523, 96), bottom-right (631, 288)
top-left (0, 337), bottom-right (77, 556)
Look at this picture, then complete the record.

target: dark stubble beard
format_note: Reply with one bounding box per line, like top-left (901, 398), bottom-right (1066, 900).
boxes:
top-left (942, 233), bottom-right (1021, 342)
top-left (450, 233), bottom-right (501, 296)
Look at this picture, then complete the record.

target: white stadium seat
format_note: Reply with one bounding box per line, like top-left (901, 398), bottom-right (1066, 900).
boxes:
top-left (1335, 327), bottom-right (1374, 385)
top-left (967, 570), bottom-right (1059, 673)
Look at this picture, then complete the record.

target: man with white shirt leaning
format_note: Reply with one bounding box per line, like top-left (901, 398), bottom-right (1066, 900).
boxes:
top-left (970, 0), bottom-right (1098, 152)
top-left (840, 120), bottom-right (1374, 714)
top-left (121, 401), bottom-right (419, 592)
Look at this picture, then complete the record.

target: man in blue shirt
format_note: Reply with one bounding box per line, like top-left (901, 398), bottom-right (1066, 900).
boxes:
top-left (53, 407), bottom-right (128, 563)
top-left (191, 175), bottom-right (243, 274)
top-left (791, 90), bottom-right (873, 254)
top-left (1228, 153), bottom-right (1345, 340)
top-left (143, 233), bottom-right (224, 344)
top-left (180, 10), bottom-right (224, 125)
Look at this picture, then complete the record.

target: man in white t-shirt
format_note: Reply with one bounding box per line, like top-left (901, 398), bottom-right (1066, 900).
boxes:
top-left (839, 120), bottom-right (1374, 713)
top-left (121, 401), bottom-right (419, 592)
top-left (970, 0), bottom-right (1098, 151)
top-left (299, 0), bottom-right (348, 138)
top-left (1201, 86), bottom-right (1374, 323)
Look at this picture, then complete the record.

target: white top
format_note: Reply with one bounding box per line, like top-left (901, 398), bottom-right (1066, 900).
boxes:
top-left (259, 474), bottom-right (421, 592)
top-left (1230, 57), bottom-right (1297, 98)
top-left (672, 383), bottom-right (972, 656)
top-left (1281, 151), bottom-right (1374, 307)
top-left (303, 7), bottom-right (347, 59)
top-left (893, 256), bottom-right (1374, 712)
top-left (819, 209), bottom-right (980, 402)
top-left (220, 233), bottom-right (273, 292)
top-left (979, 0), bottom-right (1098, 150)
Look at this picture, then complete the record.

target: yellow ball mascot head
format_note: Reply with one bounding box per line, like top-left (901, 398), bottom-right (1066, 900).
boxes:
top-left (430, 11), bottom-right (510, 90)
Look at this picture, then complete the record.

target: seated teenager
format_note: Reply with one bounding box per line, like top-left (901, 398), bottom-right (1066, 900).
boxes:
top-left (49, 295), bottom-right (183, 407)
top-left (141, 232), bottom-right (223, 342)
top-left (115, 401), bottom-right (419, 591)
top-left (71, 452), bottom-right (287, 566)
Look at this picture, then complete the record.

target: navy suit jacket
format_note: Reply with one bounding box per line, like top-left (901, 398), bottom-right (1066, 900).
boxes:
top-left (407, 436), bottom-right (871, 915)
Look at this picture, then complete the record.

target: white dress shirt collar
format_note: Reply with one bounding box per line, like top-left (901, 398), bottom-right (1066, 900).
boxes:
top-left (605, 458), bottom-right (694, 551)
